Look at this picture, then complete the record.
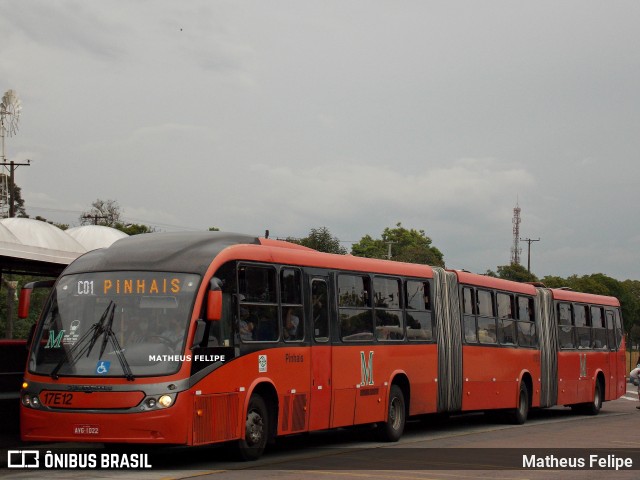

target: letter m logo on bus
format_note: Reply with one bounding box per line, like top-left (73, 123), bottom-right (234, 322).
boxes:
top-left (45, 330), bottom-right (65, 349)
top-left (360, 351), bottom-right (374, 386)
top-left (580, 353), bottom-right (587, 378)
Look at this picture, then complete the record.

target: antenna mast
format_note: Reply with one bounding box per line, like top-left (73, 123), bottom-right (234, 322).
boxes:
top-left (1, 89), bottom-right (22, 218)
top-left (510, 202), bottom-right (521, 265)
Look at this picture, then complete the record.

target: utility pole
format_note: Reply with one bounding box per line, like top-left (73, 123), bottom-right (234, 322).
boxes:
top-left (83, 214), bottom-right (108, 225)
top-left (0, 159), bottom-right (30, 217)
top-left (520, 237), bottom-right (540, 273)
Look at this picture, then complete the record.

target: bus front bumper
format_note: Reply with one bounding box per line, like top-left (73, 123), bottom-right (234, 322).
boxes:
top-left (20, 400), bottom-right (191, 445)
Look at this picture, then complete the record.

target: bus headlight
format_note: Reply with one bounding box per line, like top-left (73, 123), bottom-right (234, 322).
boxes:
top-left (22, 394), bottom-right (40, 408)
top-left (158, 395), bottom-right (173, 408)
top-left (140, 393), bottom-right (176, 410)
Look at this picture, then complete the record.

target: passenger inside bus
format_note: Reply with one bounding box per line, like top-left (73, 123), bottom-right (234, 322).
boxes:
top-left (283, 307), bottom-right (300, 340)
top-left (239, 308), bottom-right (255, 341)
top-left (255, 312), bottom-right (277, 341)
top-left (312, 285), bottom-right (329, 339)
top-left (160, 316), bottom-right (183, 344)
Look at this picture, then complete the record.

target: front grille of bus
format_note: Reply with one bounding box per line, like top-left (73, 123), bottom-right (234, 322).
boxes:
top-left (192, 393), bottom-right (240, 445)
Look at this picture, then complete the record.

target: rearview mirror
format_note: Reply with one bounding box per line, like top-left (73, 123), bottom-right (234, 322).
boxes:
top-left (18, 280), bottom-right (55, 319)
top-left (207, 291), bottom-right (222, 321)
top-left (18, 288), bottom-right (32, 319)
top-left (206, 277), bottom-right (223, 321)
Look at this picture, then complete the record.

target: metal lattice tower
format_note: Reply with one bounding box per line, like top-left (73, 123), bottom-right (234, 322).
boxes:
top-left (1, 89), bottom-right (22, 218)
top-left (510, 202), bottom-right (521, 265)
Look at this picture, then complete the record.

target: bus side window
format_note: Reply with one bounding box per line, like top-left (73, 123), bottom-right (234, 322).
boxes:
top-left (497, 292), bottom-right (516, 345)
top-left (591, 306), bottom-right (607, 349)
top-left (557, 302), bottom-right (575, 349)
top-left (281, 268), bottom-right (304, 342)
top-left (574, 304), bottom-right (590, 349)
top-left (613, 309), bottom-right (623, 349)
top-left (406, 280), bottom-right (433, 342)
top-left (312, 280), bottom-right (329, 342)
top-left (374, 277), bottom-right (403, 341)
top-left (462, 287), bottom-right (477, 344)
top-left (338, 274), bottom-right (373, 342)
top-left (238, 265), bottom-right (279, 342)
top-left (605, 310), bottom-right (616, 351)
top-left (516, 296), bottom-right (536, 347)
top-left (476, 289), bottom-right (497, 344)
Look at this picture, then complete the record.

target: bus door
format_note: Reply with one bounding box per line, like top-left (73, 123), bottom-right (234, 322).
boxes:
top-left (308, 278), bottom-right (332, 431)
top-left (605, 310), bottom-right (618, 399)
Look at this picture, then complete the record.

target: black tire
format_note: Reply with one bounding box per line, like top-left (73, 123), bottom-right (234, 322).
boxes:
top-left (236, 394), bottom-right (269, 461)
top-left (584, 381), bottom-right (603, 416)
top-left (377, 385), bottom-right (406, 442)
top-left (510, 382), bottom-right (529, 425)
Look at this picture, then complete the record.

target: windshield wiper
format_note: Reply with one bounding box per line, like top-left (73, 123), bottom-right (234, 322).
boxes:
top-left (51, 301), bottom-right (112, 379)
top-left (50, 302), bottom-right (135, 381)
top-left (100, 302), bottom-right (134, 381)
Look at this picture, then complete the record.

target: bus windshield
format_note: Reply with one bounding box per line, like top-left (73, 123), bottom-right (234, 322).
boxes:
top-left (29, 271), bottom-right (200, 378)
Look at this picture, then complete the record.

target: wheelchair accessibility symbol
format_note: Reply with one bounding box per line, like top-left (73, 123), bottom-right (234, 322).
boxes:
top-left (96, 361), bottom-right (111, 375)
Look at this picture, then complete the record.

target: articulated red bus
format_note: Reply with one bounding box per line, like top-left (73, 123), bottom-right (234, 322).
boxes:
top-left (18, 232), bottom-right (626, 459)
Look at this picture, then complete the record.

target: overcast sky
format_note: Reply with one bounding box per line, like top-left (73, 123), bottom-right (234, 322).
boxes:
top-left (1, 1), bottom-right (639, 280)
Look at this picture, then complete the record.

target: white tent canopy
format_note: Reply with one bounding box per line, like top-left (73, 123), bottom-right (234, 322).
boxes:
top-left (66, 225), bottom-right (129, 252)
top-left (0, 218), bottom-right (128, 275)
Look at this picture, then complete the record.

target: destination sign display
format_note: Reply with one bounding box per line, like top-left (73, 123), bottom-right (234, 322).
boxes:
top-left (58, 273), bottom-right (199, 297)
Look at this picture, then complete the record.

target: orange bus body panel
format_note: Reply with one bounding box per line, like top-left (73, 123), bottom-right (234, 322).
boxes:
top-left (455, 271), bottom-right (537, 295)
top-left (462, 346), bottom-right (540, 411)
top-left (549, 288), bottom-right (620, 307)
top-left (212, 244), bottom-right (435, 280)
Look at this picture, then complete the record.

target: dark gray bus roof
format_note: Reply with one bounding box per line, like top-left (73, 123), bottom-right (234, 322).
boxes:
top-left (62, 232), bottom-right (260, 276)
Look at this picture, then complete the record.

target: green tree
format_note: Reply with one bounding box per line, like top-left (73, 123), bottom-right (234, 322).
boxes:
top-left (623, 280), bottom-right (640, 333)
top-left (494, 263), bottom-right (539, 283)
top-left (0, 176), bottom-right (27, 217)
top-left (287, 227), bottom-right (347, 254)
top-left (1, 274), bottom-right (52, 339)
top-left (114, 222), bottom-right (155, 235)
top-left (538, 275), bottom-right (566, 288)
top-left (351, 223), bottom-right (444, 266)
top-left (541, 273), bottom-right (639, 336)
top-left (80, 198), bottom-right (122, 227)
top-left (80, 199), bottom-right (154, 235)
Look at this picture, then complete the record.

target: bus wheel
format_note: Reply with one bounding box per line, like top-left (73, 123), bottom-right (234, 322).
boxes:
top-left (585, 381), bottom-right (603, 416)
top-left (377, 385), bottom-right (406, 442)
top-left (236, 394), bottom-right (268, 461)
top-left (510, 382), bottom-right (529, 425)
